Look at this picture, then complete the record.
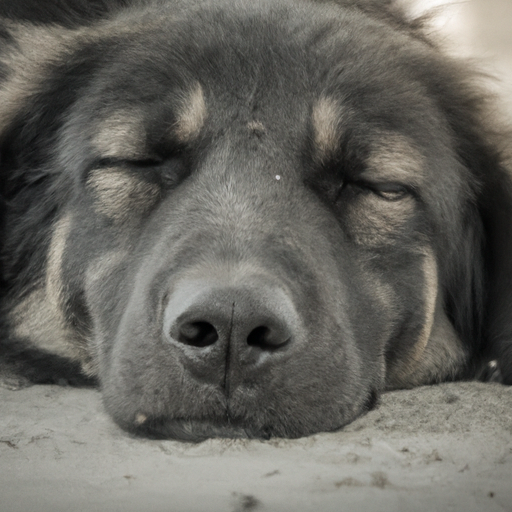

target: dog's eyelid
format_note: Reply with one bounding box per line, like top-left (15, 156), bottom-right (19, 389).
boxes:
top-left (352, 180), bottom-right (413, 200)
top-left (128, 157), bottom-right (165, 168)
top-left (91, 156), bottom-right (153, 168)
top-left (368, 181), bottom-right (407, 193)
top-left (91, 153), bottom-right (179, 170)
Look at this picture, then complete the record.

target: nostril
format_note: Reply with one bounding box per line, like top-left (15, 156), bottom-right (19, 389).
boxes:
top-left (176, 321), bottom-right (218, 347)
top-left (247, 325), bottom-right (290, 350)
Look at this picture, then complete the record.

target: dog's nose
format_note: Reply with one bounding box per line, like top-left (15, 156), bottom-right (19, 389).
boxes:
top-left (163, 281), bottom-right (296, 365)
top-left (172, 313), bottom-right (291, 350)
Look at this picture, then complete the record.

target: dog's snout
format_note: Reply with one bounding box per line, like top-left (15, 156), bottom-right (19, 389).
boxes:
top-left (164, 280), bottom-right (296, 362)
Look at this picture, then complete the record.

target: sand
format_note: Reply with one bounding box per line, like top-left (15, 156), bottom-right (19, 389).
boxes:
top-left (1, 381), bottom-right (511, 512)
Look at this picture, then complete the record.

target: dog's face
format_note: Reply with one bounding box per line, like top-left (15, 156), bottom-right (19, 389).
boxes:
top-left (1, 0), bottom-right (511, 440)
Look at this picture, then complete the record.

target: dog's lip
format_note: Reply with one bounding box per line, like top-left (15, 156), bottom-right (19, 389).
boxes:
top-left (128, 413), bottom-right (270, 441)
top-left (125, 405), bottom-right (355, 441)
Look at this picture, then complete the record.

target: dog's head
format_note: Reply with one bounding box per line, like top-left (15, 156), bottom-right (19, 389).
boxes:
top-left (1, 0), bottom-right (511, 440)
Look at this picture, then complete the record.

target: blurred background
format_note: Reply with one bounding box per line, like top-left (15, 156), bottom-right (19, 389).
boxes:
top-left (412, 0), bottom-right (512, 116)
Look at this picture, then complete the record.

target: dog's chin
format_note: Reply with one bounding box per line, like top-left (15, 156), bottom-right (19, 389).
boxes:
top-left (123, 416), bottom-right (273, 442)
top-left (120, 411), bottom-right (356, 441)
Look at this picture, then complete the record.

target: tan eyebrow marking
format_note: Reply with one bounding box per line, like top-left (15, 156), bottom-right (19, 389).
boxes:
top-left (312, 96), bottom-right (343, 163)
top-left (174, 83), bottom-right (207, 143)
top-left (91, 110), bottom-right (147, 159)
top-left (365, 134), bottom-right (425, 186)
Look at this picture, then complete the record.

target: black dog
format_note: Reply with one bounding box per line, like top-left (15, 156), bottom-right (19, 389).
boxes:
top-left (0, 0), bottom-right (510, 440)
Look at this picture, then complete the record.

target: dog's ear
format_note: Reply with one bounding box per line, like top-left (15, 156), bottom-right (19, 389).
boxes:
top-left (481, 163), bottom-right (512, 384)
top-left (0, 14), bottom-right (98, 388)
top-left (445, 81), bottom-right (512, 384)
top-left (424, 57), bottom-right (512, 384)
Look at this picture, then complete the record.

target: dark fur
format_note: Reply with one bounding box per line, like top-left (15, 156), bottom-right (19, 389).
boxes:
top-left (0, 0), bottom-right (510, 440)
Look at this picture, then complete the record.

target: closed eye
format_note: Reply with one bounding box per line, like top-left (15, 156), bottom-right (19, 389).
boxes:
top-left (351, 181), bottom-right (410, 201)
top-left (94, 157), bottom-right (164, 169)
top-left (127, 158), bottom-right (164, 168)
top-left (90, 155), bottom-right (189, 188)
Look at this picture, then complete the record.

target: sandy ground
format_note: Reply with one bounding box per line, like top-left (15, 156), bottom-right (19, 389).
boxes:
top-left (1, 382), bottom-right (511, 512)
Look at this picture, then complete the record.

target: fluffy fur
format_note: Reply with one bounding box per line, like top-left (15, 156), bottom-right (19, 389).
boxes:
top-left (0, 0), bottom-right (510, 440)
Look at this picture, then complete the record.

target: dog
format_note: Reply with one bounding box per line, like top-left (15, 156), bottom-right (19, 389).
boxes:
top-left (0, 0), bottom-right (510, 440)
